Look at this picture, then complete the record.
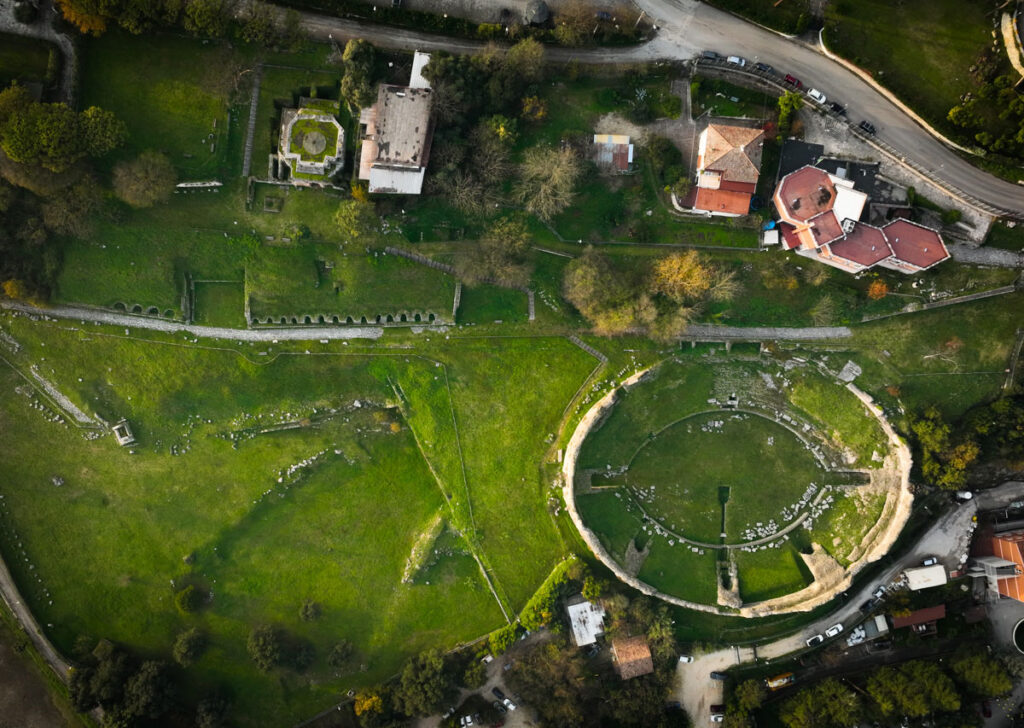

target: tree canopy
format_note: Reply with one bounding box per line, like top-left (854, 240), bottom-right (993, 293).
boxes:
top-left (113, 150), bottom-right (176, 208)
top-left (391, 648), bottom-right (453, 717)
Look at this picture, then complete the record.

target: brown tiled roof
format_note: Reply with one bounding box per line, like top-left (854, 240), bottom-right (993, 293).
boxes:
top-left (892, 605), bottom-right (946, 629)
top-left (779, 222), bottom-right (801, 249)
top-left (718, 180), bottom-right (756, 194)
top-left (882, 219), bottom-right (949, 270)
top-left (775, 165), bottom-right (836, 223)
top-left (828, 223), bottom-right (892, 267)
top-left (992, 532), bottom-right (1024, 602)
top-left (694, 187), bottom-right (752, 216)
top-left (612, 636), bottom-right (654, 680)
top-left (703, 124), bottom-right (764, 185)
top-left (808, 210), bottom-right (844, 246)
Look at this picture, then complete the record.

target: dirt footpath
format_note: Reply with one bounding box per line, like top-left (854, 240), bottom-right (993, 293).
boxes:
top-left (0, 625), bottom-right (77, 727)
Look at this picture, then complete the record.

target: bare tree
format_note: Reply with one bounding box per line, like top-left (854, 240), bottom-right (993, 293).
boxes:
top-left (515, 146), bottom-right (582, 221)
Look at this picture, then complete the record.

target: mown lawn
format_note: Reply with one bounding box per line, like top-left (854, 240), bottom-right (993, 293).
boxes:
top-left (194, 282), bottom-right (246, 327)
top-left (627, 412), bottom-right (827, 542)
top-left (456, 285), bottom-right (529, 325)
top-left (246, 246), bottom-right (456, 323)
top-left (79, 31), bottom-right (241, 177)
top-left (734, 544), bottom-right (813, 603)
top-left (691, 76), bottom-right (776, 119)
top-left (638, 545), bottom-right (720, 605)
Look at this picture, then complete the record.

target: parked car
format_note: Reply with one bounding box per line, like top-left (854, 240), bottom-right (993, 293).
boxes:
top-left (459, 716), bottom-right (474, 727)
top-left (805, 634), bottom-right (824, 647)
top-left (727, 55), bottom-right (747, 67)
top-left (956, 490), bottom-right (974, 501)
top-left (710, 705), bottom-right (726, 715)
top-left (859, 120), bottom-right (877, 135)
top-left (711, 715), bottom-right (725, 723)
top-left (493, 701), bottom-right (507, 715)
top-left (502, 698), bottom-right (517, 711)
top-left (860, 597), bottom-right (879, 613)
top-left (442, 707), bottom-right (455, 719)
top-left (922, 556), bottom-right (938, 566)
top-left (754, 62), bottom-right (773, 73)
top-left (808, 88), bottom-right (827, 104)
top-left (872, 585), bottom-right (887, 599)
top-left (502, 660), bottom-right (514, 671)
top-left (829, 101), bottom-right (846, 115)
top-left (710, 671), bottom-right (728, 680)
top-left (679, 655), bottom-right (694, 663)
top-left (825, 623), bottom-right (844, 638)
top-left (784, 74), bottom-right (802, 88)
top-left (702, 50), bottom-right (720, 60)
top-left (492, 687), bottom-right (505, 700)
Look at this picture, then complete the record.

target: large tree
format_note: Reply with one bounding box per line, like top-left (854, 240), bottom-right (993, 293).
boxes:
top-left (391, 648), bottom-right (452, 717)
top-left (507, 641), bottom-right (590, 727)
top-left (340, 39), bottom-right (377, 110)
top-left (455, 215), bottom-right (533, 287)
top-left (779, 678), bottom-right (861, 728)
top-left (183, 0), bottom-right (231, 37)
top-left (334, 198), bottom-right (378, 242)
top-left (113, 150), bottom-right (177, 208)
top-left (247, 625), bottom-right (284, 672)
top-left (950, 652), bottom-right (1013, 697)
top-left (515, 145), bottom-right (582, 221)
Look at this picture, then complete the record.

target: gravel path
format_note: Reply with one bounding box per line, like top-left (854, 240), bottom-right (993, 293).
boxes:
top-left (683, 323), bottom-right (851, 340)
top-left (1, 301), bottom-right (384, 341)
top-left (948, 244), bottom-right (1024, 268)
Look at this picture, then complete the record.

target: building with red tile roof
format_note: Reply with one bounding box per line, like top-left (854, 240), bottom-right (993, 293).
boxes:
top-left (876, 219), bottom-right (950, 273)
top-left (771, 165), bottom-right (948, 274)
top-left (971, 530), bottom-right (1024, 602)
top-left (892, 605), bottom-right (946, 635)
top-left (690, 123), bottom-right (764, 217)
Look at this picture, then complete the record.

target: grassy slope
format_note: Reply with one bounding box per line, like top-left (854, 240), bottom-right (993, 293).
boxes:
top-left (823, 0), bottom-right (994, 140)
top-left (734, 544), bottom-right (813, 602)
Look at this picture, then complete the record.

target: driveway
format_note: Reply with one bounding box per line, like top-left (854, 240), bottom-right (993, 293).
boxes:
top-left (675, 481), bottom-right (1024, 724)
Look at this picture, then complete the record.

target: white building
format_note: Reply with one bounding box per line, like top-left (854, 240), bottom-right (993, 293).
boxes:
top-left (566, 596), bottom-right (606, 647)
top-left (904, 564), bottom-right (948, 591)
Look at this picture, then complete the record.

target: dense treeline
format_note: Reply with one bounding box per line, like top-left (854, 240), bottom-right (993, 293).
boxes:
top-left (723, 650), bottom-right (1014, 728)
top-left (910, 393), bottom-right (1024, 489)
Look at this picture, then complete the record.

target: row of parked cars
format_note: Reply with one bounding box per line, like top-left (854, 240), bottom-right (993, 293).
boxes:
top-left (700, 50), bottom-right (878, 136)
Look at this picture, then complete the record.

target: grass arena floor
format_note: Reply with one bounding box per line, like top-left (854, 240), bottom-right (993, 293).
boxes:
top-left (575, 354), bottom-right (891, 607)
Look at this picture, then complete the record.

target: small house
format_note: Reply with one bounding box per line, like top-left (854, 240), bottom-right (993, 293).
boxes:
top-left (565, 595), bottom-right (606, 647)
top-left (892, 605), bottom-right (946, 636)
top-left (611, 635), bottom-right (654, 680)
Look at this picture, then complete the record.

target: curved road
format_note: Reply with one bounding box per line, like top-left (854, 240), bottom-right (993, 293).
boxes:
top-left (676, 481), bottom-right (1024, 723)
top-left (299, 0), bottom-right (1024, 215)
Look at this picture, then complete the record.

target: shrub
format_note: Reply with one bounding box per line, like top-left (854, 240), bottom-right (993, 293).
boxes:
top-left (463, 660), bottom-right (487, 688)
top-left (246, 625), bottom-right (283, 672)
top-left (174, 585), bottom-right (203, 614)
top-left (299, 599), bottom-right (321, 622)
top-left (867, 280), bottom-right (889, 300)
top-left (941, 208), bottom-right (962, 225)
top-left (328, 640), bottom-right (355, 670)
top-left (172, 628), bottom-right (207, 666)
top-left (489, 624), bottom-right (518, 655)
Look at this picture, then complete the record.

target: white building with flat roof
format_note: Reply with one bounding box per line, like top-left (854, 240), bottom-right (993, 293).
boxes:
top-left (566, 597), bottom-right (606, 647)
top-left (904, 564), bottom-right (948, 591)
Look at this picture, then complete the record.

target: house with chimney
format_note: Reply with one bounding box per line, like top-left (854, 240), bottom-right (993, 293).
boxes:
top-left (773, 165), bottom-right (949, 274)
top-left (689, 123), bottom-right (764, 217)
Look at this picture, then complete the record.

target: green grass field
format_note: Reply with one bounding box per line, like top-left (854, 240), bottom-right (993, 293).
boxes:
top-left (246, 246), bottom-right (456, 323)
top-left (194, 282), bottom-right (246, 327)
top-left (0, 315), bottom-right (594, 725)
top-left (627, 412), bottom-right (828, 542)
top-left (734, 544), bottom-right (813, 603)
top-left (824, 0), bottom-right (996, 141)
top-left (691, 76), bottom-right (777, 119)
top-left (79, 31), bottom-right (241, 177)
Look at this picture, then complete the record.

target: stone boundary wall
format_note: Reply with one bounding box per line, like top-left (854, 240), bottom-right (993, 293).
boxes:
top-left (561, 363), bottom-right (914, 617)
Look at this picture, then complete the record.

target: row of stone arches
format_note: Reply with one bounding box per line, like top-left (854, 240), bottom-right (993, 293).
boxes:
top-left (250, 312), bottom-right (438, 326)
top-left (112, 302), bottom-right (175, 318)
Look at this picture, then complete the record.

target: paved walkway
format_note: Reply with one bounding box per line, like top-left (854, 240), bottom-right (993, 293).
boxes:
top-left (1, 301), bottom-right (385, 341)
top-left (0, 0), bottom-right (76, 104)
top-left (682, 323), bottom-right (851, 340)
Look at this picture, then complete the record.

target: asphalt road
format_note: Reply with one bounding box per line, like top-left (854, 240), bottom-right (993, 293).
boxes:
top-left (299, 0), bottom-right (1024, 215)
top-left (675, 481), bottom-right (1024, 724)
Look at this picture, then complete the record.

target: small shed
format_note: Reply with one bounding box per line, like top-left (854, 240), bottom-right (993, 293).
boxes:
top-left (611, 636), bottom-right (654, 680)
top-left (892, 605), bottom-right (946, 636)
top-left (112, 419), bottom-right (136, 446)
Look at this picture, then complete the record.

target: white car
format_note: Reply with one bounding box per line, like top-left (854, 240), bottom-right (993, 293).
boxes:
top-left (808, 88), bottom-right (827, 104)
top-left (825, 623), bottom-right (844, 638)
top-left (727, 55), bottom-right (747, 67)
top-left (503, 698), bottom-right (517, 711)
top-left (922, 556), bottom-right (938, 566)
top-left (679, 655), bottom-right (694, 663)
top-left (711, 714), bottom-right (725, 723)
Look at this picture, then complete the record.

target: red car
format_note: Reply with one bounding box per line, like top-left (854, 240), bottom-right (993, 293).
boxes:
top-left (784, 74), bottom-right (803, 88)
